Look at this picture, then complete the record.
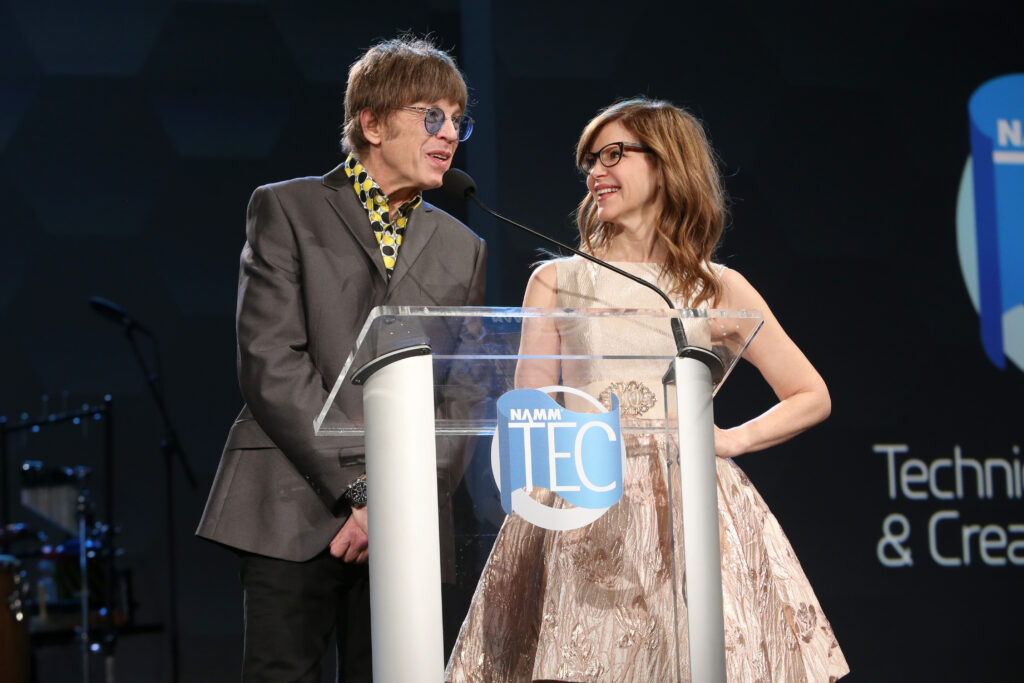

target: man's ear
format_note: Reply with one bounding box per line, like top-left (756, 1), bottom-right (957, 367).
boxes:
top-left (360, 107), bottom-right (384, 146)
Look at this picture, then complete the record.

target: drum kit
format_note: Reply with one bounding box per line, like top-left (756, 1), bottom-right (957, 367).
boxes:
top-left (2, 301), bottom-right (192, 683)
top-left (1, 401), bottom-right (134, 683)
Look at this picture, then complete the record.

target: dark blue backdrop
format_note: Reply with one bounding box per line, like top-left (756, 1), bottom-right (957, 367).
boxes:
top-left (1, 1), bottom-right (1022, 680)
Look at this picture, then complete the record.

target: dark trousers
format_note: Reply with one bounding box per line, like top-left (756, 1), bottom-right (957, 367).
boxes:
top-left (237, 549), bottom-right (372, 683)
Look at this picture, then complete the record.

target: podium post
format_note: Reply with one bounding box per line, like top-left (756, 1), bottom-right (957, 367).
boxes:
top-left (670, 353), bottom-right (727, 683)
top-left (356, 347), bottom-right (444, 682)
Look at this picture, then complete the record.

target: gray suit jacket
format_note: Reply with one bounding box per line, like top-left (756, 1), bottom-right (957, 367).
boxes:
top-left (196, 163), bottom-right (486, 561)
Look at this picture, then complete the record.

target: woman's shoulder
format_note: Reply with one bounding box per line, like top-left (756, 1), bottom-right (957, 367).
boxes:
top-left (711, 264), bottom-right (766, 310)
top-left (523, 259), bottom-right (564, 306)
top-left (526, 255), bottom-right (597, 306)
top-left (713, 264), bottom-right (752, 287)
top-left (531, 255), bottom-right (585, 280)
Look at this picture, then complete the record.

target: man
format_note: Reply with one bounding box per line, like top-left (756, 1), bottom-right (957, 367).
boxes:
top-left (197, 36), bottom-right (485, 682)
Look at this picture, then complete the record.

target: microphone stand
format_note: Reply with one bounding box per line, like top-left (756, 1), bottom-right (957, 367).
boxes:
top-left (119, 318), bottom-right (196, 683)
top-left (462, 191), bottom-right (704, 362)
top-left (444, 167), bottom-right (725, 375)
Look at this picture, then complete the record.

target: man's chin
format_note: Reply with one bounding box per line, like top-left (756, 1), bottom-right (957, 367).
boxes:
top-left (423, 172), bottom-right (446, 191)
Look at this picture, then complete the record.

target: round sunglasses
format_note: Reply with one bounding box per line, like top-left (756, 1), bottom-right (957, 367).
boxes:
top-left (401, 106), bottom-right (474, 142)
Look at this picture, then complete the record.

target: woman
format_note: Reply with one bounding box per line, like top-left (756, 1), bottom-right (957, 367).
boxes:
top-left (446, 98), bottom-right (849, 682)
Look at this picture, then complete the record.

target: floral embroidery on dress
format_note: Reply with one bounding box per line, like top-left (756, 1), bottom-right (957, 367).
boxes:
top-left (599, 380), bottom-right (657, 416)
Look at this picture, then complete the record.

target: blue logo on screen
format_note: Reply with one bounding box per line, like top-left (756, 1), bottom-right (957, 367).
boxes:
top-left (957, 73), bottom-right (1024, 371)
top-left (490, 386), bottom-right (625, 530)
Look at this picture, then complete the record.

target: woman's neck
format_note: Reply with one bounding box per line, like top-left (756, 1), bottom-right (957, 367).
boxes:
top-left (598, 223), bottom-right (666, 263)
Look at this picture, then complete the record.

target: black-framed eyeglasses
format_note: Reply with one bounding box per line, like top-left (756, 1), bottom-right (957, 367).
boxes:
top-left (401, 106), bottom-right (474, 142)
top-left (579, 141), bottom-right (652, 174)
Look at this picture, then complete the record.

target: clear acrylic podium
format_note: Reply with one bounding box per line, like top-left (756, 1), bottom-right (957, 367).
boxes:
top-left (316, 306), bottom-right (762, 683)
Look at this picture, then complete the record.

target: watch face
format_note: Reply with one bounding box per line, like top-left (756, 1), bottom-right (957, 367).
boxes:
top-left (346, 480), bottom-right (368, 507)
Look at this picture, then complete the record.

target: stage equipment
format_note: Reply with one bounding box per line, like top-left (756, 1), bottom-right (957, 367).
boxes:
top-left (0, 400), bottom-right (121, 683)
top-left (1, 553), bottom-right (30, 683)
top-left (20, 462), bottom-right (90, 535)
top-left (88, 297), bottom-right (195, 683)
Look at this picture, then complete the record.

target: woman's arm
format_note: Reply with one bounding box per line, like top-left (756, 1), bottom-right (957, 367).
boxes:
top-left (714, 267), bottom-right (831, 458)
top-left (514, 261), bottom-right (562, 389)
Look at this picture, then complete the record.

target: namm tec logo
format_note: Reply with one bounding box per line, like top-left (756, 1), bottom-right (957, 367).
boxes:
top-left (490, 386), bottom-right (625, 531)
top-left (957, 73), bottom-right (1023, 371)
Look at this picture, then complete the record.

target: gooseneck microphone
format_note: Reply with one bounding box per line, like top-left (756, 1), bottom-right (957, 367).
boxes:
top-left (442, 168), bottom-right (690, 351)
top-left (89, 296), bottom-right (153, 336)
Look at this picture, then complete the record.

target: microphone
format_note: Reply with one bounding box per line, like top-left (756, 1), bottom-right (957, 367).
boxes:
top-left (442, 168), bottom-right (693, 352)
top-left (88, 296), bottom-right (152, 335)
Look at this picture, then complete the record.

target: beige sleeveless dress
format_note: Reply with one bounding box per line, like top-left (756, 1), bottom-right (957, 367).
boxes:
top-left (445, 258), bottom-right (849, 682)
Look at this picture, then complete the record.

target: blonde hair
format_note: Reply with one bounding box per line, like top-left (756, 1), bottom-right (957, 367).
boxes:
top-left (342, 36), bottom-right (468, 155)
top-left (575, 98), bottom-right (727, 307)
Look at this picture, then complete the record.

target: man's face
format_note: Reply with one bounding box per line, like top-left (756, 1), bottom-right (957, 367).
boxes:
top-left (370, 99), bottom-right (462, 204)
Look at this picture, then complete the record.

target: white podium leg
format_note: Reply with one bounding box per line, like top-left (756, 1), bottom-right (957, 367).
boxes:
top-left (362, 352), bottom-right (443, 683)
top-left (672, 355), bottom-right (726, 683)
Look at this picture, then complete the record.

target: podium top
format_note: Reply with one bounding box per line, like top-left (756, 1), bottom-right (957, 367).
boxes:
top-left (315, 306), bottom-right (762, 436)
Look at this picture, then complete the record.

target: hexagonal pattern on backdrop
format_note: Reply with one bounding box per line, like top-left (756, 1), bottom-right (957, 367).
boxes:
top-left (144, 3), bottom-right (300, 159)
top-left (7, 0), bottom-right (174, 77)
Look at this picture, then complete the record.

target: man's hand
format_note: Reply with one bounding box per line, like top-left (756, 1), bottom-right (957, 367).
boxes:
top-left (329, 507), bottom-right (368, 563)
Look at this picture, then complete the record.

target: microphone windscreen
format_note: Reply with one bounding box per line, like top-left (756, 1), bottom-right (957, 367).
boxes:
top-left (89, 296), bottom-right (127, 321)
top-left (442, 168), bottom-right (476, 200)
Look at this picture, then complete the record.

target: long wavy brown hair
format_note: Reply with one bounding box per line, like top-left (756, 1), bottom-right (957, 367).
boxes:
top-left (575, 98), bottom-right (727, 307)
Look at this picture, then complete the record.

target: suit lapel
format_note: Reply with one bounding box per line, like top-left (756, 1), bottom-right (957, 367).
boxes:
top-left (322, 164), bottom-right (387, 283)
top-left (388, 203), bottom-right (438, 293)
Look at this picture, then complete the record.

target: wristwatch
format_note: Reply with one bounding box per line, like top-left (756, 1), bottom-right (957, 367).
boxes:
top-left (343, 473), bottom-right (367, 508)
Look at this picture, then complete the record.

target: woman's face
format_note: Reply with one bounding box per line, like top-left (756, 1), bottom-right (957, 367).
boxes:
top-left (585, 120), bottom-right (660, 231)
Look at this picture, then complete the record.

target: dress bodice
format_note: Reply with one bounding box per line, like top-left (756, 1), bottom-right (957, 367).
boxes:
top-left (553, 257), bottom-right (716, 419)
